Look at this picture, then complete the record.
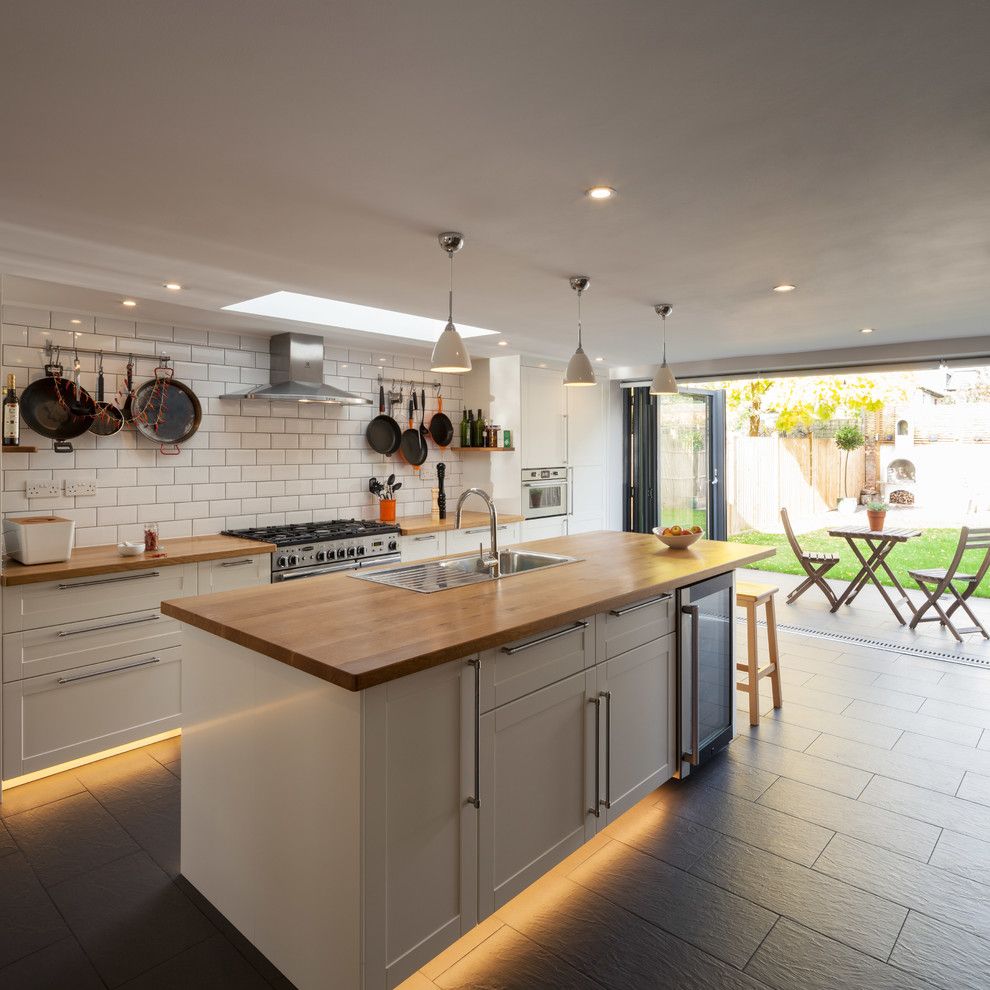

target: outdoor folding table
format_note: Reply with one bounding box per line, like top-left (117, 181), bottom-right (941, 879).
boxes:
top-left (826, 525), bottom-right (923, 624)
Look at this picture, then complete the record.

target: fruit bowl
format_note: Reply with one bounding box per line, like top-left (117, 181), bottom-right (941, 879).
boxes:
top-left (652, 526), bottom-right (704, 549)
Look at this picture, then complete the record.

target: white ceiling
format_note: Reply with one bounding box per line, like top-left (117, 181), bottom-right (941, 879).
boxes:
top-left (0, 1), bottom-right (988, 367)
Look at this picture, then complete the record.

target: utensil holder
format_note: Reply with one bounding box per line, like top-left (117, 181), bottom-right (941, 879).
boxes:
top-left (379, 499), bottom-right (396, 523)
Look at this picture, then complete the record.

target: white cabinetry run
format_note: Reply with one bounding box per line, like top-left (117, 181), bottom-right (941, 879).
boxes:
top-left (398, 522), bottom-right (521, 563)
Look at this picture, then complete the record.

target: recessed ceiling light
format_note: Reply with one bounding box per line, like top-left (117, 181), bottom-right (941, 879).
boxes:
top-left (860, 327), bottom-right (875, 334)
top-left (70, 319), bottom-right (81, 324)
top-left (586, 186), bottom-right (615, 200)
top-left (378, 357), bottom-right (387, 363)
top-left (595, 356), bottom-right (604, 362)
top-left (122, 299), bottom-right (137, 307)
top-left (163, 282), bottom-right (183, 291)
top-left (497, 340), bottom-right (508, 346)
top-left (772, 284), bottom-right (796, 293)
top-left (223, 291), bottom-right (497, 344)
top-left (539, 363), bottom-right (547, 368)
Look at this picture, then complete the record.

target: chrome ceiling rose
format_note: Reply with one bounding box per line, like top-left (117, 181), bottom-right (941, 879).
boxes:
top-left (654, 303), bottom-right (673, 320)
top-left (564, 275), bottom-right (597, 387)
top-left (649, 303), bottom-right (678, 395)
top-left (431, 232), bottom-right (471, 373)
top-left (438, 232), bottom-right (464, 254)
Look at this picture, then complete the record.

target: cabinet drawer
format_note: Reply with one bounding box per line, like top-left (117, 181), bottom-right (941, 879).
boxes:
top-left (197, 554), bottom-right (270, 594)
top-left (481, 618), bottom-right (593, 712)
top-left (3, 610), bottom-right (182, 683)
top-left (2, 645), bottom-right (182, 778)
top-left (3, 564), bottom-right (197, 632)
top-left (445, 526), bottom-right (491, 556)
top-left (598, 593), bottom-right (674, 661)
top-left (398, 532), bottom-right (444, 562)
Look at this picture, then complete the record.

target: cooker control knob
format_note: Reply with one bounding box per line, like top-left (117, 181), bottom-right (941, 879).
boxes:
top-left (287, 554), bottom-right (299, 567)
top-left (346, 546), bottom-right (356, 557)
top-left (387, 540), bottom-right (397, 552)
top-left (356, 545), bottom-right (365, 556)
top-left (336, 547), bottom-right (347, 560)
top-left (315, 550), bottom-right (327, 562)
top-left (276, 556), bottom-right (287, 568)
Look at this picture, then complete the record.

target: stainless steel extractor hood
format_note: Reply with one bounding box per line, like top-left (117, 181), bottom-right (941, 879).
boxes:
top-left (220, 332), bottom-right (371, 404)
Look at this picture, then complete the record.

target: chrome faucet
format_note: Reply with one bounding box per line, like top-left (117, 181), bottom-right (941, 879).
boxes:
top-left (456, 487), bottom-right (500, 578)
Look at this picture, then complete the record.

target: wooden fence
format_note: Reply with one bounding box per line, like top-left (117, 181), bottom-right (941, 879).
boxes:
top-left (727, 436), bottom-right (866, 535)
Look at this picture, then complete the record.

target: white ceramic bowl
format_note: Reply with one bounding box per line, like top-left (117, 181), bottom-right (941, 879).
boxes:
top-left (117, 542), bottom-right (146, 557)
top-left (652, 527), bottom-right (703, 549)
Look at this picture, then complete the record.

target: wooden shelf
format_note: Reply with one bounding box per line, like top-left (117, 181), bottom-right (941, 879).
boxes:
top-left (457, 446), bottom-right (516, 453)
top-left (1, 446), bottom-right (37, 454)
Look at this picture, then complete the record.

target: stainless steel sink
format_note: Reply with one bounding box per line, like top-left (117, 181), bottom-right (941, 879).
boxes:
top-left (352, 549), bottom-right (578, 594)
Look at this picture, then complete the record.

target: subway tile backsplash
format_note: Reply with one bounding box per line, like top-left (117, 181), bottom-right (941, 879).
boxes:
top-left (1, 304), bottom-right (464, 549)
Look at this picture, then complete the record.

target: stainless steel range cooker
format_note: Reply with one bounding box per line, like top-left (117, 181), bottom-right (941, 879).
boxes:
top-left (222, 519), bottom-right (401, 582)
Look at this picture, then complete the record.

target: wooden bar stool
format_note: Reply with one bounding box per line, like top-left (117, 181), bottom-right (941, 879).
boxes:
top-left (736, 580), bottom-right (782, 726)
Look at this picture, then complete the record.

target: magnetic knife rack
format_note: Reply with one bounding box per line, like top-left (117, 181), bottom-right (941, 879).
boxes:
top-left (44, 341), bottom-right (173, 364)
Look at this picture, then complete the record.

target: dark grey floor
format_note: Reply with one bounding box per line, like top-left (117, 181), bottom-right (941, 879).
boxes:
top-left (5, 627), bottom-right (990, 989)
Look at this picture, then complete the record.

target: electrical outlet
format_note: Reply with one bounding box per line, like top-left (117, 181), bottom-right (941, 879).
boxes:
top-left (26, 482), bottom-right (60, 499)
top-left (64, 482), bottom-right (97, 497)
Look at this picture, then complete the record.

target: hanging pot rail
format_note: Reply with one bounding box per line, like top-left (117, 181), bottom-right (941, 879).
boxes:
top-left (44, 341), bottom-right (173, 364)
top-left (378, 372), bottom-right (444, 392)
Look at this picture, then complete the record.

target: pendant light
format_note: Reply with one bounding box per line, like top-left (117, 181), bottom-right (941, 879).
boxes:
top-left (431, 231), bottom-right (472, 373)
top-left (563, 276), bottom-right (596, 387)
top-left (649, 303), bottom-right (678, 394)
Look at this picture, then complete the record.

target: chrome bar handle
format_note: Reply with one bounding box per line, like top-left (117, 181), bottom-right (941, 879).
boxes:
top-left (57, 655), bottom-right (161, 685)
top-left (501, 620), bottom-right (588, 655)
top-left (682, 604), bottom-right (701, 766)
top-left (466, 658), bottom-right (481, 810)
top-left (609, 594), bottom-right (671, 617)
top-left (219, 558), bottom-right (254, 568)
top-left (412, 535), bottom-right (437, 542)
top-left (57, 614), bottom-right (160, 638)
top-left (600, 690), bottom-right (612, 809)
top-left (588, 695), bottom-right (601, 818)
top-left (57, 571), bottom-right (161, 591)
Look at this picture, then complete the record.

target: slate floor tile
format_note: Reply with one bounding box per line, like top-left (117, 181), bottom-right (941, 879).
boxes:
top-left (770, 684), bottom-right (853, 714)
top-left (929, 829), bottom-right (990, 885)
top-left (918, 697), bottom-right (990, 731)
top-left (802, 674), bottom-right (924, 712)
top-left (48, 850), bottom-right (216, 987)
top-left (681, 752), bottom-right (779, 801)
top-left (814, 833), bottom-right (990, 938)
top-left (499, 870), bottom-right (770, 990)
top-left (957, 771), bottom-right (990, 807)
top-left (689, 836), bottom-right (906, 959)
top-left (756, 776), bottom-right (940, 861)
top-left (890, 911), bottom-right (990, 990)
top-left (764, 701), bottom-right (903, 749)
top-left (745, 917), bottom-right (933, 990)
top-left (805, 733), bottom-right (963, 793)
top-left (656, 779), bottom-right (834, 866)
top-left (433, 924), bottom-right (603, 990)
top-left (728, 736), bottom-right (871, 798)
top-left (858, 775), bottom-right (990, 840)
top-left (0, 819), bottom-right (17, 857)
top-left (100, 778), bottom-right (181, 878)
top-left (117, 933), bottom-right (270, 989)
top-left (894, 731), bottom-right (990, 776)
top-left (0, 772), bottom-right (86, 818)
top-left (878, 673), bottom-right (990, 710)
top-left (164, 759), bottom-right (181, 779)
top-left (4, 791), bottom-right (139, 887)
top-left (741, 718), bottom-right (821, 752)
top-left (0, 852), bottom-right (70, 968)
top-left (0, 936), bottom-right (104, 990)
top-left (74, 749), bottom-right (179, 807)
top-left (143, 735), bottom-right (181, 767)
top-left (569, 836), bottom-right (777, 968)
top-left (843, 699), bottom-right (981, 746)
top-left (602, 799), bottom-right (719, 870)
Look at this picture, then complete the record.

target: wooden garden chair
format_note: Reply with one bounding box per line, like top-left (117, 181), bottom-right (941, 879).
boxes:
top-left (908, 527), bottom-right (990, 642)
top-left (780, 508), bottom-right (840, 607)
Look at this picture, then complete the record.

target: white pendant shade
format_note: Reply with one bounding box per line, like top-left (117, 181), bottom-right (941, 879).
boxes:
top-left (431, 320), bottom-right (472, 373)
top-left (649, 360), bottom-right (678, 394)
top-left (564, 345), bottom-right (596, 386)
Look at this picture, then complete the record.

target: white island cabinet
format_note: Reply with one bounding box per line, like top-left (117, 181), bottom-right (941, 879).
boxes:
top-left (178, 594), bottom-right (675, 990)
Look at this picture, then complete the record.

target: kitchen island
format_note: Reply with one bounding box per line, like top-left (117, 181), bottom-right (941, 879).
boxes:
top-left (162, 532), bottom-right (773, 990)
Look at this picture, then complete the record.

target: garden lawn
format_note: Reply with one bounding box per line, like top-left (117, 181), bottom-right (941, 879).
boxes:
top-left (731, 526), bottom-right (990, 599)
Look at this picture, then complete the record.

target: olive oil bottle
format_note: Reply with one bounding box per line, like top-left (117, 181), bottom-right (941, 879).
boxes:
top-left (3, 373), bottom-right (19, 447)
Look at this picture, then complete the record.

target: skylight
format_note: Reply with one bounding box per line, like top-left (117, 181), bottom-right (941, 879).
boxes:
top-left (223, 291), bottom-right (498, 343)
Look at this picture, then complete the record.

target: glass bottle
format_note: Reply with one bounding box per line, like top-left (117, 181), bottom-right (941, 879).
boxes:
top-left (460, 408), bottom-right (470, 448)
top-left (474, 408), bottom-right (486, 447)
top-left (3, 373), bottom-right (19, 447)
top-left (465, 409), bottom-right (474, 447)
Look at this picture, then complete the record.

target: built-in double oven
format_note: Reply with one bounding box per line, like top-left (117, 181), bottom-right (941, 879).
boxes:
top-left (521, 467), bottom-right (569, 519)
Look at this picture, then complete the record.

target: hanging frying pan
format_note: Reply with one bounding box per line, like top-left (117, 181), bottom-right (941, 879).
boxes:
top-left (399, 397), bottom-right (427, 469)
top-left (119, 355), bottom-right (135, 422)
top-left (132, 363), bottom-right (202, 454)
top-left (19, 357), bottom-right (95, 452)
top-left (429, 385), bottom-right (454, 448)
top-left (89, 353), bottom-right (125, 437)
top-left (366, 384), bottom-right (402, 455)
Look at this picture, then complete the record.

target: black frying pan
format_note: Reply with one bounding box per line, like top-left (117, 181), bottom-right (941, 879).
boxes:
top-left (90, 354), bottom-right (124, 437)
top-left (366, 384), bottom-right (402, 455)
top-left (132, 367), bottom-right (202, 454)
top-left (399, 397), bottom-right (427, 469)
top-left (429, 386), bottom-right (454, 448)
top-left (20, 362), bottom-right (95, 452)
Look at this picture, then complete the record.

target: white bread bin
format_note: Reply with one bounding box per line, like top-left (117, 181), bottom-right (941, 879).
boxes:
top-left (3, 516), bottom-right (75, 565)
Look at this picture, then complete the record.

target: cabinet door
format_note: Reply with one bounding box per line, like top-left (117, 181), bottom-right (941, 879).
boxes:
top-left (566, 383), bottom-right (605, 467)
top-left (521, 367), bottom-right (566, 468)
top-left (521, 516), bottom-right (568, 542)
top-left (478, 668), bottom-right (597, 917)
top-left (398, 532), bottom-right (445, 562)
top-left (197, 554), bottom-right (270, 593)
top-left (445, 525), bottom-right (491, 557)
top-left (362, 658), bottom-right (477, 989)
top-left (597, 634), bottom-right (675, 825)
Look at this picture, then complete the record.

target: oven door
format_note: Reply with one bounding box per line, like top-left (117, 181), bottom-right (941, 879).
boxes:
top-left (522, 480), bottom-right (568, 519)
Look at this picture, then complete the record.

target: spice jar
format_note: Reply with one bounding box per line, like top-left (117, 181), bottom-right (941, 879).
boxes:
top-left (143, 522), bottom-right (160, 552)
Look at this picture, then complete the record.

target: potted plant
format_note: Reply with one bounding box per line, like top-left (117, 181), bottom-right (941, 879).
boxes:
top-left (866, 500), bottom-right (889, 531)
top-left (834, 424), bottom-right (865, 514)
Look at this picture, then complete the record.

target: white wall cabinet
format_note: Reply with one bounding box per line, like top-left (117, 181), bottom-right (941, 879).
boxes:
top-left (520, 366), bottom-right (567, 468)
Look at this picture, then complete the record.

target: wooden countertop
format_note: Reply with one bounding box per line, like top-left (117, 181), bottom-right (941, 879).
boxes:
top-left (397, 511), bottom-right (525, 535)
top-left (1, 535), bottom-right (275, 586)
top-left (162, 532), bottom-right (774, 692)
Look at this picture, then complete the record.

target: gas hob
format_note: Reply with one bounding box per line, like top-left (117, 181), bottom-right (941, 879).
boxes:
top-left (222, 519), bottom-right (401, 581)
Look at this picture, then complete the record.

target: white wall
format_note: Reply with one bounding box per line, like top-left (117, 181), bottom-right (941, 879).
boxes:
top-left (0, 301), bottom-right (465, 548)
